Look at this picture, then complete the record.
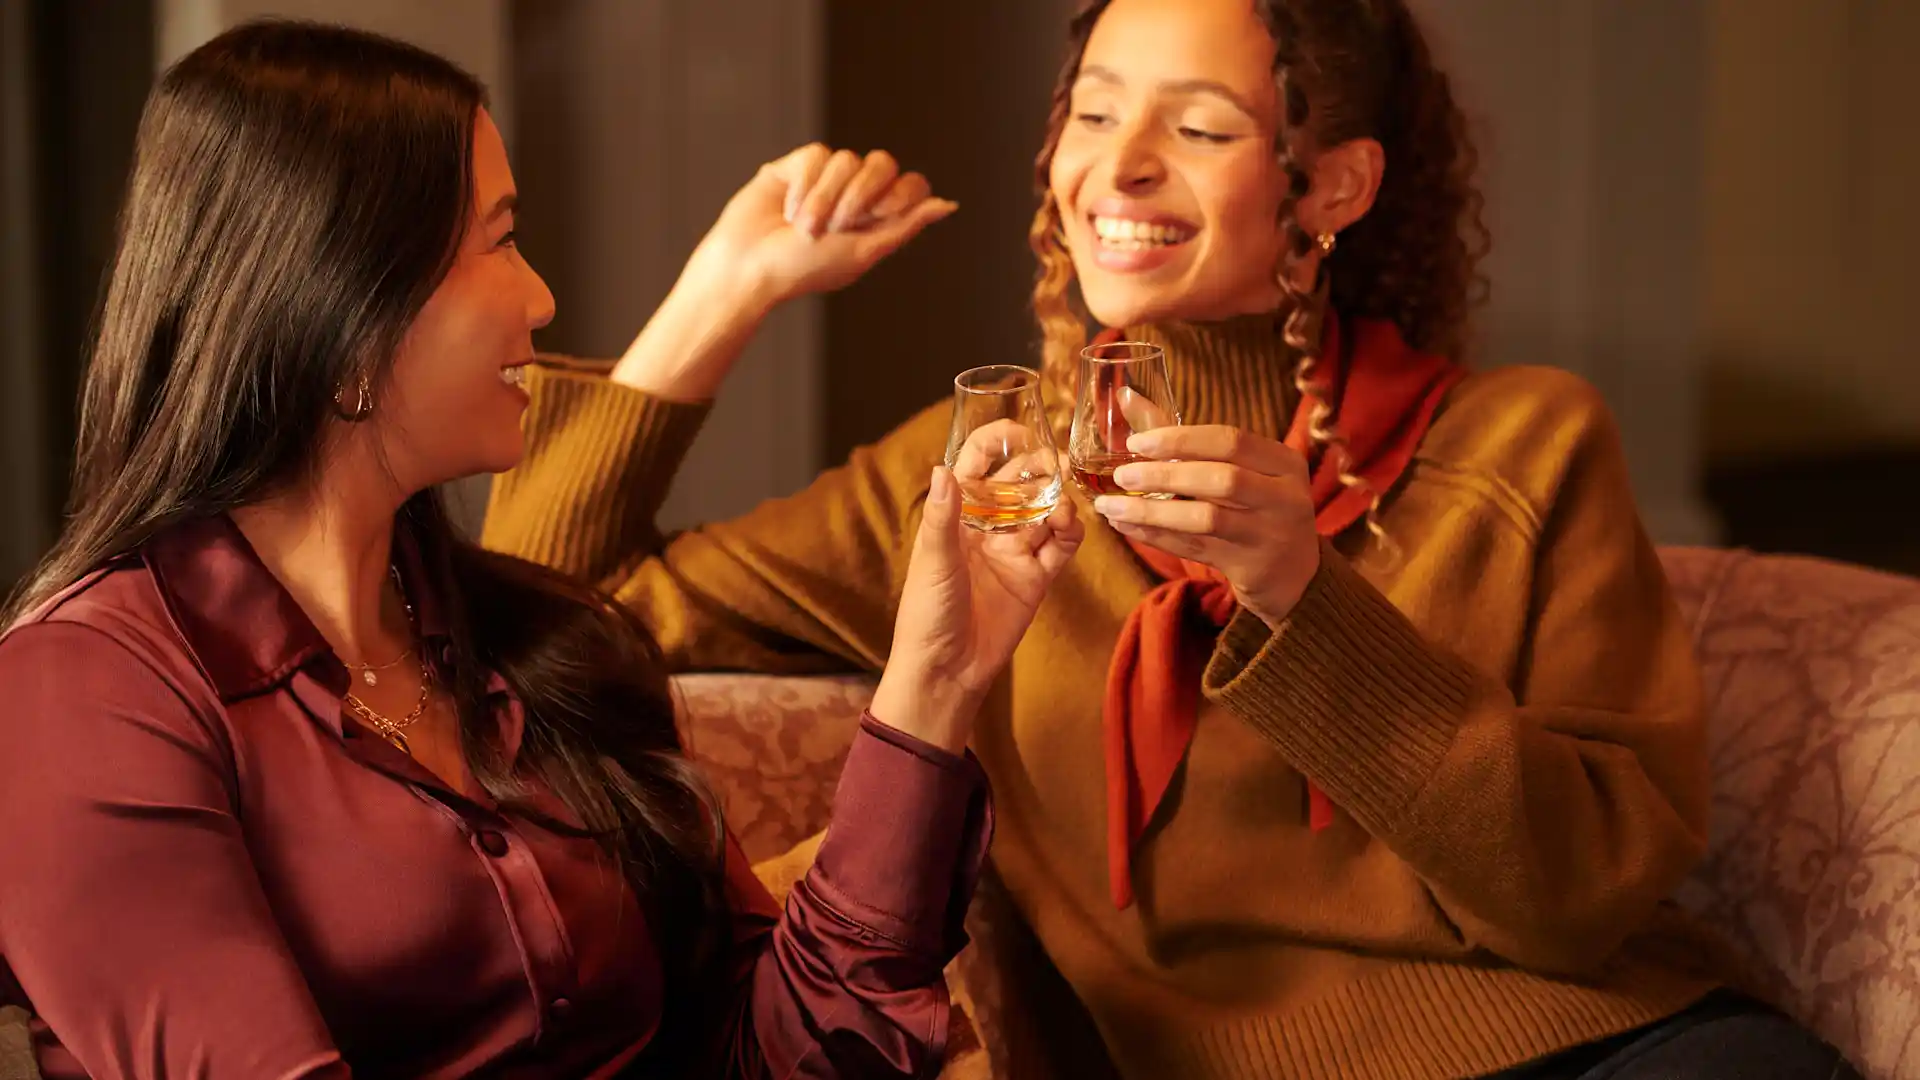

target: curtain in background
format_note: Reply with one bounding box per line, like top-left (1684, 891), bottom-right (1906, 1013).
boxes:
top-left (0, 0), bottom-right (153, 590)
top-left (1, 0), bottom-right (51, 588)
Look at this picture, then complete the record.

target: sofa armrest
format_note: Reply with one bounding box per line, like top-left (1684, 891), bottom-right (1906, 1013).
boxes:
top-left (0, 1005), bottom-right (37, 1080)
top-left (1664, 549), bottom-right (1920, 1080)
top-left (671, 673), bottom-right (877, 864)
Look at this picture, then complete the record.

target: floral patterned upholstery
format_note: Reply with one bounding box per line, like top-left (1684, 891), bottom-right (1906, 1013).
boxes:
top-left (678, 547), bottom-right (1920, 1080)
top-left (672, 673), bottom-right (875, 865)
top-left (1662, 548), bottom-right (1920, 1079)
top-left (0, 1008), bottom-right (33, 1080)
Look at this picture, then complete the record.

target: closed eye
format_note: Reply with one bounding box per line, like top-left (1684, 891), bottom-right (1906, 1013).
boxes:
top-left (1178, 127), bottom-right (1235, 145)
top-left (1075, 111), bottom-right (1116, 130)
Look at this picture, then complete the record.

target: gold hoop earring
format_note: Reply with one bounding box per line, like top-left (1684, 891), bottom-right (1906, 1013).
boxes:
top-left (336, 372), bottom-right (374, 422)
top-left (1315, 231), bottom-right (1338, 255)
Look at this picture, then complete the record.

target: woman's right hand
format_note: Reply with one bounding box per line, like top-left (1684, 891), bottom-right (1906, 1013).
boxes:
top-left (869, 468), bottom-right (1083, 754)
top-left (691, 144), bottom-right (958, 308)
top-left (613, 145), bottom-right (954, 400)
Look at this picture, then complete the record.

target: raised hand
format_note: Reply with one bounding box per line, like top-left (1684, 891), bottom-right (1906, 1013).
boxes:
top-left (615, 145), bottom-right (954, 400)
top-left (690, 144), bottom-right (957, 308)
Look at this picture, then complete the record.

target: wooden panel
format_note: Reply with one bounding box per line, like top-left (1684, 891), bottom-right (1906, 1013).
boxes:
top-left (822, 0), bottom-right (1076, 463)
top-left (512, 0), bottom-right (823, 531)
top-left (1417, 0), bottom-right (1717, 544)
top-left (1703, 0), bottom-right (1920, 462)
top-left (0, 0), bottom-right (51, 582)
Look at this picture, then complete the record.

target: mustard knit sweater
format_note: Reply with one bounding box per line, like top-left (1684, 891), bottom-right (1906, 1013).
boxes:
top-left (482, 316), bottom-right (1736, 1079)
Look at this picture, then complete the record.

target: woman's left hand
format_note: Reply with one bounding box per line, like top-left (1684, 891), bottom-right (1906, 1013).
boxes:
top-left (1094, 425), bottom-right (1322, 628)
top-left (870, 467), bottom-right (1084, 753)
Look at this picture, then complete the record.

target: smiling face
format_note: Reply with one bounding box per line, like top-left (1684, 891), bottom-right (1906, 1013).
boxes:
top-left (1048, 0), bottom-right (1293, 328)
top-left (371, 108), bottom-right (555, 488)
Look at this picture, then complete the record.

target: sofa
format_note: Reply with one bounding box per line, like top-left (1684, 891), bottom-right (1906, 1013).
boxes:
top-left (680, 547), bottom-right (1920, 1080)
top-left (2, 546), bottom-right (1915, 1079)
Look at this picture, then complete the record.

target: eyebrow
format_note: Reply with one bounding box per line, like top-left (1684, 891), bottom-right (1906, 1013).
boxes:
top-left (483, 192), bottom-right (518, 223)
top-left (1075, 65), bottom-right (1260, 119)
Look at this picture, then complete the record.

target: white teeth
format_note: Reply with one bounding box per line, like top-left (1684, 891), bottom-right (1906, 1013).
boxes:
top-left (1091, 215), bottom-right (1192, 249)
top-left (500, 366), bottom-right (526, 387)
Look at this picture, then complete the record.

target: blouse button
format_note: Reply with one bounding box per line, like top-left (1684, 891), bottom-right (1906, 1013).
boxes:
top-left (475, 829), bottom-right (510, 858)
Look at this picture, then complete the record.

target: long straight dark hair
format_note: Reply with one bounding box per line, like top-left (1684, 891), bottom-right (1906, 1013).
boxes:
top-left (6, 18), bottom-right (729, 1015)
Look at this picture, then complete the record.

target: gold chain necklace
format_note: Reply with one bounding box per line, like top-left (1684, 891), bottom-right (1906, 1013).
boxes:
top-left (349, 567), bottom-right (414, 687)
top-left (343, 654), bottom-right (433, 754)
top-left (341, 566), bottom-right (432, 755)
top-left (351, 646), bottom-right (414, 687)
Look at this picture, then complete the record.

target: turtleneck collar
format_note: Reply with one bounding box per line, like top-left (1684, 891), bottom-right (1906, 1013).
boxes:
top-left (1116, 308), bottom-right (1322, 441)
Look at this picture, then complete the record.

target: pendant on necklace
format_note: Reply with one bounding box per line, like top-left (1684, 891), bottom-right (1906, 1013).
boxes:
top-left (362, 669), bottom-right (378, 687)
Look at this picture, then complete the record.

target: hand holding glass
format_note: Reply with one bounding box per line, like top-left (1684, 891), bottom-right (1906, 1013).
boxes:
top-left (1068, 341), bottom-right (1181, 498)
top-left (944, 365), bottom-right (1063, 532)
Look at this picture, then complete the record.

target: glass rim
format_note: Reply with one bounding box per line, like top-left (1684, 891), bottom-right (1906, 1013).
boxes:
top-left (1078, 340), bottom-right (1166, 365)
top-left (952, 364), bottom-right (1043, 395)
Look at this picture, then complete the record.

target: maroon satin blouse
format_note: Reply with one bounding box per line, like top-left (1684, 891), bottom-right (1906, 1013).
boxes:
top-left (0, 515), bottom-right (989, 1078)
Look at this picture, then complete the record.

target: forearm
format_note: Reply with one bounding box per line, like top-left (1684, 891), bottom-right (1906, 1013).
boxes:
top-left (481, 368), bottom-right (709, 585)
top-left (722, 716), bottom-right (991, 1078)
top-left (611, 244), bottom-right (778, 401)
top-left (1205, 550), bottom-right (1708, 973)
top-left (868, 666), bottom-right (982, 757)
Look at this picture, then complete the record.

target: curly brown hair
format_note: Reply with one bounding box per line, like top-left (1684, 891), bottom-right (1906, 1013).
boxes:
top-left (1031, 0), bottom-right (1490, 532)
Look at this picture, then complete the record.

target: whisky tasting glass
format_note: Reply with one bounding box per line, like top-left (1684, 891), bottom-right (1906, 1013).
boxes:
top-left (1068, 341), bottom-right (1181, 498)
top-left (944, 365), bottom-right (1062, 532)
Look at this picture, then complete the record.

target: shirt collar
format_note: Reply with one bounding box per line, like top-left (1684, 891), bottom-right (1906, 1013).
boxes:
top-left (144, 514), bottom-right (450, 703)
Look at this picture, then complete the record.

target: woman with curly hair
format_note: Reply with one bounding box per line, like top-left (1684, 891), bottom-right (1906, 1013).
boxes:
top-left (485, 0), bottom-right (1859, 1075)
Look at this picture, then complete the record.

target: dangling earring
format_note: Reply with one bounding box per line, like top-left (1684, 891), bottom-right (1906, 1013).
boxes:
top-left (336, 372), bottom-right (374, 422)
top-left (1315, 231), bottom-right (1338, 255)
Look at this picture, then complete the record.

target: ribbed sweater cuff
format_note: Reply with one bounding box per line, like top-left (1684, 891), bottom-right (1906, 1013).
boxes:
top-left (483, 360), bottom-right (711, 578)
top-left (1202, 541), bottom-right (1479, 834)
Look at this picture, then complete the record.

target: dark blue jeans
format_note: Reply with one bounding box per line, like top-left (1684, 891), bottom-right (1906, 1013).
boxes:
top-left (1484, 992), bottom-right (1861, 1080)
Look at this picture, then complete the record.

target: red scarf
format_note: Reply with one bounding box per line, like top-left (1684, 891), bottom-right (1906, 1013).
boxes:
top-left (1102, 312), bottom-right (1467, 909)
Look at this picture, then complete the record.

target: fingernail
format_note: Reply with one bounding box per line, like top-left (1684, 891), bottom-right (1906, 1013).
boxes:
top-left (1112, 464), bottom-right (1141, 489)
top-left (1093, 495), bottom-right (1127, 520)
top-left (1126, 431), bottom-right (1156, 454)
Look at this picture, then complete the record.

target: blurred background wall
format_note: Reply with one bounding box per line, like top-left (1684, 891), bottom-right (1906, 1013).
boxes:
top-left (1697, 0), bottom-right (1920, 574)
top-left (2, 0), bottom-right (1916, 592)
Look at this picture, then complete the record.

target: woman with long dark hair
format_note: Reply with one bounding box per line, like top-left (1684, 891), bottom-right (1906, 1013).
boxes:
top-left (485, 0), bottom-right (1861, 1076)
top-left (0, 20), bottom-right (1081, 1079)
